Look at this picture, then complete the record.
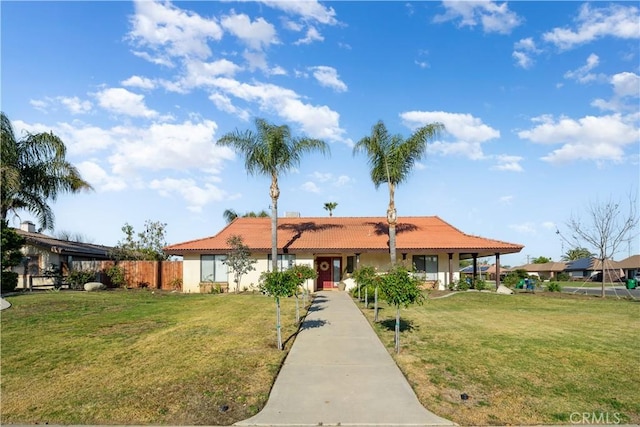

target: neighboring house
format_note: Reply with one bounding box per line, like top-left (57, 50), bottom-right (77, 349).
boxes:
top-left (460, 264), bottom-right (491, 278)
top-left (513, 262), bottom-right (566, 280)
top-left (616, 255), bottom-right (640, 280)
top-left (563, 257), bottom-right (623, 281)
top-left (164, 216), bottom-right (524, 293)
top-left (12, 221), bottom-right (114, 289)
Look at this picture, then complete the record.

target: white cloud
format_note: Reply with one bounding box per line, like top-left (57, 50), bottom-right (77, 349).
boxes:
top-left (95, 87), bottom-right (158, 118)
top-left (121, 75), bottom-right (156, 90)
top-left (434, 1), bottom-right (522, 34)
top-left (209, 92), bottom-right (250, 121)
top-left (131, 50), bottom-right (174, 68)
top-left (401, 111), bottom-right (499, 160)
top-left (401, 110), bottom-right (499, 143)
top-left (309, 66), bottom-right (347, 92)
top-left (491, 155), bottom-right (524, 172)
top-left (77, 160), bottom-right (127, 191)
top-left (311, 172), bottom-right (333, 183)
top-left (512, 51), bottom-right (534, 69)
top-left (294, 26), bottom-right (324, 45)
top-left (107, 120), bottom-right (234, 176)
top-left (541, 221), bottom-right (556, 230)
top-left (509, 222), bottom-right (537, 234)
top-left (518, 113), bottom-right (639, 164)
top-left (149, 178), bottom-right (233, 213)
top-left (210, 77), bottom-right (346, 142)
top-left (221, 12), bottom-right (278, 50)
top-left (499, 195), bottom-right (514, 205)
top-left (30, 99), bottom-right (49, 112)
top-left (592, 72), bottom-right (640, 113)
top-left (564, 53), bottom-right (603, 84)
top-left (12, 119), bottom-right (115, 155)
top-left (29, 96), bottom-right (92, 115)
top-left (334, 175), bottom-right (353, 186)
top-left (513, 37), bottom-right (541, 69)
top-left (611, 72), bottom-right (640, 98)
top-left (301, 181), bottom-right (321, 193)
top-left (180, 58), bottom-right (242, 89)
top-left (543, 3), bottom-right (640, 50)
top-left (59, 96), bottom-right (92, 114)
top-left (128, 0), bottom-right (223, 59)
top-left (261, 1), bottom-right (338, 25)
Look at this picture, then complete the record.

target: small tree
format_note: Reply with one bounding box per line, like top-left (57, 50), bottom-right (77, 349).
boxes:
top-left (532, 256), bottom-right (552, 264)
top-left (112, 220), bottom-right (169, 261)
top-left (260, 270), bottom-right (299, 350)
top-left (352, 265), bottom-right (378, 309)
top-left (289, 264), bottom-right (317, 322)
top-left (379, 265), bottom-right (425, 354)
top-left (563, 194), bottom-right (638, 297)
top-left (224, 235), bottom-right (257, 293)
top-left (1, 220), bottom-right (25, 293)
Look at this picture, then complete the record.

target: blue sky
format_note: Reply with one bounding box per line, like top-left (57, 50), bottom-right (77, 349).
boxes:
top-left (2, 0), bottom-right (639, 266)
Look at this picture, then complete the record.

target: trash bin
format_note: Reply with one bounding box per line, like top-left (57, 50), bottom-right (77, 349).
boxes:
top-left (626, 279), bottom-right (637, 290)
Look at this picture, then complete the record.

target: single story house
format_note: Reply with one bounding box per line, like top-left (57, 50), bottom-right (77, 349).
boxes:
top-left (12, 221), bottom-right (114, 289)
top-left (164, 216), bottom-right (524, 293)
top-left (513, 262), bottom-right (567, 280)
top-left (564, 257), bottom-right (623, 281)
top-left (616, 255), bottom-right (640, 280)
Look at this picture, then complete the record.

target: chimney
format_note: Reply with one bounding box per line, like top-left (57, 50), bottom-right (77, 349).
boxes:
top-left (21, 221), bottom-right (36, 233)
top-left (284, 212), bottom-right (301, 218)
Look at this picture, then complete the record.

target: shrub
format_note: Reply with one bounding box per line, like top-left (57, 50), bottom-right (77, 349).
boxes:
top-left (546, 282), bottom-right (562, 292)
top-left (1, 271), bottom-right (18, 293)
top-left (67, 269), bottom-right (97, 290)
top-left (106, 265), bottom-right (127, 288)
top-left (474, 279), bottom-right (488, 291)
top-left (556, 272), bottom-right (570, 281)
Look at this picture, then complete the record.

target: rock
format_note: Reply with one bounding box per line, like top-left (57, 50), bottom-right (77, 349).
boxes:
top-left (496, 284), bottom-right (514, 295)
top-left (84, 282), bottom-right (106, 292)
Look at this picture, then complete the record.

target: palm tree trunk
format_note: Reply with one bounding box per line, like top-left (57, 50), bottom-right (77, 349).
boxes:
top-left (387, 183), bottom-right (397, 265)
top-left (270, 174), bottom-right (279, 272)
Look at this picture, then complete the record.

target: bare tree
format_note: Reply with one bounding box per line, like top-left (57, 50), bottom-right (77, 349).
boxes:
top-left (564, 193), bottom-right (638, 297)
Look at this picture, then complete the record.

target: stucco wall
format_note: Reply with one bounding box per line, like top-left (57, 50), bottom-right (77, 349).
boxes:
top-left (183, 251), bottom-right (464, 293)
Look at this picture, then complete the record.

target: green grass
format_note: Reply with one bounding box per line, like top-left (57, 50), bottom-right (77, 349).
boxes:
top-left (361, 292), bottom-right (640, 426)
top-left (1, 290), bottom-right (303, 425)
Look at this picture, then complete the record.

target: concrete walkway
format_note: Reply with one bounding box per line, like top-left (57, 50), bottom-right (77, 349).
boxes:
top-left (237, 291), bottom-right (455, 427)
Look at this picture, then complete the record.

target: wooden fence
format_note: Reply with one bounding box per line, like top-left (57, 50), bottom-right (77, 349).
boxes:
top-left (71, 260), bottom-right (183, 291)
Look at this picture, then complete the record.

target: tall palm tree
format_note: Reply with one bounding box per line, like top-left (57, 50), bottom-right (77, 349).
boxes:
top-left (353, 120), bottom-right (444, 265)
top-left (323, 202), bottom-right (338, 217)
top-left (218, 118), bottom-right (329, 271)
top-left (1, 112), bottom-right (92, 230)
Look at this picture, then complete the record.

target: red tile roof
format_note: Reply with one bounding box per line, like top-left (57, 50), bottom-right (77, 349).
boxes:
top-left (164, 216), bottom-right (524, 257)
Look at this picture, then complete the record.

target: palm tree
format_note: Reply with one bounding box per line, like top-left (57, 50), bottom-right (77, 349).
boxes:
top-left (1, 112), bottom-right (92, 230)
top-left (561, 247), bottom-right (593, 261)
top-left (353, 120), bottom-right (444, 265)
top-left (323, 202), bottom-right (338, 217)
top-left (218, 118), bottom-right (329, 271)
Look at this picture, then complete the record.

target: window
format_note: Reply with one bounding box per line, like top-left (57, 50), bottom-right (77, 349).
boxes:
top-left (412, 255), bottom-right (438, 280)
top-left (346, 256), bottom-right (355, 274)
top-left (201, 255), bottom-right (228, 282)
top-left (267, 254), bottom-right (296, 271)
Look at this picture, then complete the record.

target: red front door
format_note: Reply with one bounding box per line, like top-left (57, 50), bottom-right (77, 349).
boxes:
top-left (316, 257), bottom-right (340, 290)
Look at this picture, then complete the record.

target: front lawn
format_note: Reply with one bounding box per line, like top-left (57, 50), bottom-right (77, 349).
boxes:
top-left (360, 292), bottom-right (639, 425)
top-left (1, 290), bottom-right (302, 425)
